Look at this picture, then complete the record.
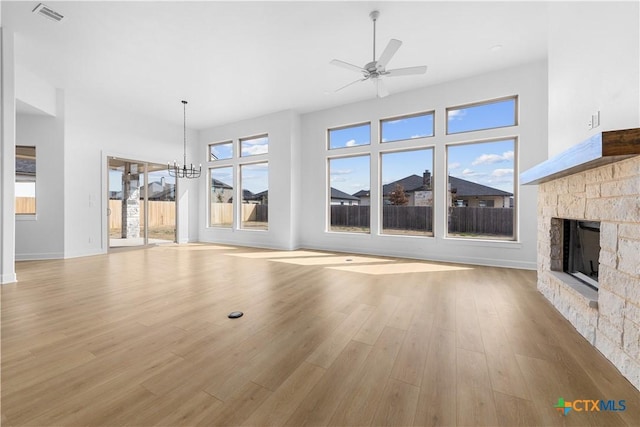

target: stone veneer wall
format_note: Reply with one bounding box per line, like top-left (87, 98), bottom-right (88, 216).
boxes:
top-left (537, 155), bottom-right (640, 391)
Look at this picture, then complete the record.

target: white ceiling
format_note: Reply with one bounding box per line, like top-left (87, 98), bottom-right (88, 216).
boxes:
top-left (4, 1), bottom-right (549, 130)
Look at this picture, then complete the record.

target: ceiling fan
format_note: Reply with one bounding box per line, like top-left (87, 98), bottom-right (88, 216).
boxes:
top-left (330, 10), bottom-right (427, 98)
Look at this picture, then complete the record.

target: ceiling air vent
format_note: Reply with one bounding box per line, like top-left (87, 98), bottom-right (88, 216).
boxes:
top-left (32, 3), bottom-right (64, 22)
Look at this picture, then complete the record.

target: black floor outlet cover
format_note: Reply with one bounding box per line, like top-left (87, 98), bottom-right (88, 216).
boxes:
top-left (228, 311), bottom-right (244, 319)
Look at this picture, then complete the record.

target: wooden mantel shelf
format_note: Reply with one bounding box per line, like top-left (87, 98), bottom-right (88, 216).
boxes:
top-left (521, 128), bottom-right (640, 185)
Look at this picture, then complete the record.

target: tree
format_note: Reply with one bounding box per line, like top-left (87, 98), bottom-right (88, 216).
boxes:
top-left (389, 184), bottom-right (409, 206)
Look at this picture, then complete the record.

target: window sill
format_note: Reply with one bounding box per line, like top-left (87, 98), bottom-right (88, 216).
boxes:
top-left (442, 236), bottom-right (520, 248)
top-left (16, 214), bottom-right (37, 221)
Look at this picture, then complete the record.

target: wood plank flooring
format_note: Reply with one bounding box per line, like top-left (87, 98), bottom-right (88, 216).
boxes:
top-left (2, 244), bottom-right (639, 426)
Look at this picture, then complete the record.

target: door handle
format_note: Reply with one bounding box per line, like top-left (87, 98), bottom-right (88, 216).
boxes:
top-left (107, 208), bottom-right (111, 216)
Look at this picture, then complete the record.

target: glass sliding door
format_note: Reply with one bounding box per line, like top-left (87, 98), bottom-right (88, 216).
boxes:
top-left (108, 157), bottom-right (176, 249)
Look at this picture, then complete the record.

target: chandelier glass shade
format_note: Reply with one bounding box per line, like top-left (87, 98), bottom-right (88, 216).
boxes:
top-left (168, 100), bottom-right (201, 179)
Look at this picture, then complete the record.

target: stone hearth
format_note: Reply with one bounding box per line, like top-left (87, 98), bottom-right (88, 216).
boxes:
top-left (536, 155), bottom-right (640, 390)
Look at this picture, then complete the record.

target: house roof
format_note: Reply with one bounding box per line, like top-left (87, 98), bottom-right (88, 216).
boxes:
top-left (353, 190), bottom-right (370, 198)
top-left (331, 187), bottom-right (360, 201)
top-left (211, 178), bottom-right (232, 190)
top-left (382, 175), bottom-right (426, 196)
top-left (449, 176), bottom-right (512, 197)
top-left (380, 174), bottom-right (512, 197)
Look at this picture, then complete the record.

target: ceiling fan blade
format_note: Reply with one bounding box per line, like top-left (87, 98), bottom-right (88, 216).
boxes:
top-left (335, 77), bottom-right (368, 92)
top-left (377, 39), bottom-right (402, 68)
top-left (375, 78), bottom-right (389, 98)
top-left (385, 65), bottom-right (428, 77)
top-left (330, 59), bottom-right (366, 74)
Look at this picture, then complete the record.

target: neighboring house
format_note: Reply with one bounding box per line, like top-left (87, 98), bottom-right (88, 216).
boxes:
top-left (448, 176), bottom-right (512, 208)
top-left (358, 171), bottom-right (433, 206)
top-left (355, 170), bottom-right (512, 207)
top-left (330, 187), bottom-right (360, 205)
top-left (211, 178), bottom-right (233, 203)
top-left (141, 180), bottom-right (175, 201)
top-left (237, 189), bottom-right (267, 204)
top-left (352, 190), bottom-right (370, 206)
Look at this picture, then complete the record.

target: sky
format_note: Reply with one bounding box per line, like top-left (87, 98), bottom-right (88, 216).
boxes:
top-left (329, 99), bottom-right (516, 195)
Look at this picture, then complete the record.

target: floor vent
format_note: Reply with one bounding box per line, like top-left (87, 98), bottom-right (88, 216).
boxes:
top-left (32, 3), bottom-right (64, 22)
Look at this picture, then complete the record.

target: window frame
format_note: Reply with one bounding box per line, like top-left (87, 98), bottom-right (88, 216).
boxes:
top-left (239, 161), bottom-right (269, 231)
top-left (444, 136), bottom-right (518, 242)
top-left (327, 121), bottom-right (372, 151)
top-left (379, 146), bottom-right (436, 237)
top-left (240, 134), bottom-right (269, 158)
top-left (326, 153), bottom-right (371, 234)
top-left (446, 95), bottom-right (518, 135)
top-left (379, 110), bottom-right (435, 144)
top-left (208, 165), bottom-right (235, 228)
top-left (15, 145), bottom-right (37, 217)
top-left (208, 140), bottom-right (234, 162)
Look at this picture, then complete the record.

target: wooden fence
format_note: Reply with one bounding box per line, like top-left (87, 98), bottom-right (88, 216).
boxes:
top-left (210, 203), bottom-right (268, 225)
top-left (15, 197), bottom-right (36, 214)
top-left (447, 206), bottom-right (513, 236)
top-left (383, 206), bottom-right (433, 231)
top-left (330, 205), bottom-right (513, 236)
top-left (109, 200), bottom-right (175, 229)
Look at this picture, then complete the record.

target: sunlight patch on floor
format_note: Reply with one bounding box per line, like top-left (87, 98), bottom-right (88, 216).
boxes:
top-left (270, 256), bottom-right (393, 266)
top-left (227, 250), bottom-right (335, 259)
top-left (326, 262), bottom-right (473, 275)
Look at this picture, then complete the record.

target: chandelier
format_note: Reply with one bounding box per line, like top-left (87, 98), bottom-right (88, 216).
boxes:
top-left (168, 100), bottom-right (201, 179)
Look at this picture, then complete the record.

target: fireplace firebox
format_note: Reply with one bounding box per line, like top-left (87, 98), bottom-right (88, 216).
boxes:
top-left (562, 219), bottom-right (600, 289)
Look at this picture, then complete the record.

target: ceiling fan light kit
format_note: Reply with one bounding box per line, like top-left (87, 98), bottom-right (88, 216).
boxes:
top-left (331, 10), bottom-right (427, 98)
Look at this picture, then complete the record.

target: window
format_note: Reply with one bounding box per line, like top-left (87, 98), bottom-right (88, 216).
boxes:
top-left (328, 123), bottom-right (370, 150)
top-left (240, 135), bottom-right (269, 157)
top-left (240, 162), bottom-right (268, 230)
top-left (328, 155), bottom-right (370, 233)
top-left (210, 166), bottom-right (234, 227)
top-left (381, 148), bottom-right (434, 236)
top-left (446, 139), bottom-right (516, 240)
top-left (15, 146), bottom-right (36, 215)
top-left (447, 97), bottom-right (517, 134)
top-left (209, 141), bottom-right (233, 161)
top-left (381, 112), bottom-right (434, 143)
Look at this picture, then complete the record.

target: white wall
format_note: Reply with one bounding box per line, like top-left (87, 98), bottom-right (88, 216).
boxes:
top-left (299, 61), bottom-right (548, 269)
top-left (63, 92), bottom-right (199, 258)
top-left (548, 1), bottom-right (640, 156)
top-left (198, 110), bottom-right (300, 250)
top-left (15, 91), bottom-right (65, 260)
top-left (15, 64), bottom-right (57, 116)
top-left (0, 28), bottom-right (17, 283)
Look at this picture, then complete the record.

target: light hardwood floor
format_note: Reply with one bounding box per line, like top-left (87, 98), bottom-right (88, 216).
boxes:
top-left (2, 244), bottom-right (639, 426)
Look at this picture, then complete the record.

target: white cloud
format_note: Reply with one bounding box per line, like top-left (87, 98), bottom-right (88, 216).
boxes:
top-left (241, 144), bottom-right (268, 156)
top-left (243, 137), bottom-right (268, 146)
top-left (345, 139), bottom-right (358, 147)
top-left (491, 168), bottom-right (513, 178)
top-left (461, 168), bottom-right (485, 177)
top-left (471, 150), bottom-right (514, 166)
top-left (330, 168), bottom-right (352, 176)
top-left (448, 109), bottom-right (467, 120)
top-left (448, 162), bottom-right (461, 170)
top-left (386, 119), bottom-right (406, 125)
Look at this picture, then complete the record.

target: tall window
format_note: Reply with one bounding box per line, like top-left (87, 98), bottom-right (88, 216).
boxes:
top-left (240, 162), bottom-right (268, 230)
top-left (210, 166), bottom-right (234, 227)
top-left (328, 155), bottom-right (370, 233)
top-left (447, 97), bottom-right (517, 134)
top-left (328, 123), bottom-right (370, 150)
top-left (446, 139), bottom-right (516, 240)
top-left (381, 111), bottom-right (434, 143)
top-left (381, 148), bottom-right (434, 236)
top-left (240, 135), bottom-right (269, 157)
top-left (15, 146), bottom-right (36, 215)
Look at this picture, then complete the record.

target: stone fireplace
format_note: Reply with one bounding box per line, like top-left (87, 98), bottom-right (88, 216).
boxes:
top-left (522, 129), bottom-right (640, 391)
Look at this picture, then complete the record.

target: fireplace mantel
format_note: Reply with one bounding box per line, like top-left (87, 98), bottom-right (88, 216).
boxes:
top-left (521, 128), bottom-right (640, 184)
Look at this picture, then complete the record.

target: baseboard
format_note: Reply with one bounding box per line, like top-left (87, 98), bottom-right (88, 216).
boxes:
top-left (16, 252), bottom-right (64, 261)
top-left (1, 272), bottom-right (17, 284)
